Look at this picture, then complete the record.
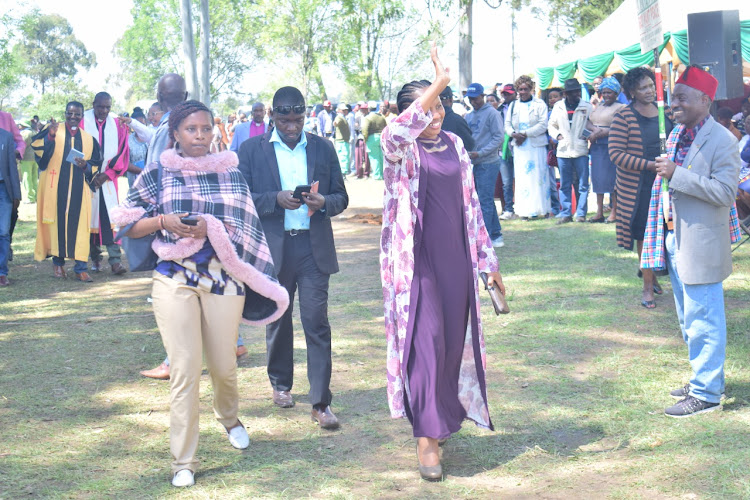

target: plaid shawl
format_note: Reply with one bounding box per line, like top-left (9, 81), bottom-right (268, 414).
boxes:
top-left (112, 149), bottom-right (289, 325)
top-left (641, 125), bottom-right (741, 270)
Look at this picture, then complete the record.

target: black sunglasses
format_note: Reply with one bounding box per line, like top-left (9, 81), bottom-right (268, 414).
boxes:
top-left (273, 105), bottom-right (306, 115)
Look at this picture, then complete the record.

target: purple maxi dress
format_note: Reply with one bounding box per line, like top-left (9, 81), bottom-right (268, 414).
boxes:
top-left (404, 131), bottom-right (476, 439)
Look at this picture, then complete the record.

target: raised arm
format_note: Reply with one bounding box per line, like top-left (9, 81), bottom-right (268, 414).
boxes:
top-left (381, 42), bottom-right (451, 163)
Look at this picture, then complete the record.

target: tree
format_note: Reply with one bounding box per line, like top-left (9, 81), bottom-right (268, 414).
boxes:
top-left (116, 0), bottom-right (257, 106)
top-left (253, 0), bottom-right (337, 101)
top-left (337, 0), bottom-right (414, 99)
top-left (114, 0), bottom-right (183, 101)
top-left (30, 80), bottom-right (97, 123)
top-left (198, 0), bottom-right (210, 106)
top-left (179, 0), bottom-right (200, 100)
top-left (532, 0), bottom-right (625, 49)
top-left (14, 10), bottom-right (95, 94)
top-left (0, 15), bottom-right (23, 108)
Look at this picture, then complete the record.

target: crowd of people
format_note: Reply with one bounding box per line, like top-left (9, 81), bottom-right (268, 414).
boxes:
top-left (1, 48), bottom-right (749, 486)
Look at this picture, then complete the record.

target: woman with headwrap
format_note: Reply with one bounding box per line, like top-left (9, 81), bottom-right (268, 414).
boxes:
top-left (587, 77), bottom-right (625, 223)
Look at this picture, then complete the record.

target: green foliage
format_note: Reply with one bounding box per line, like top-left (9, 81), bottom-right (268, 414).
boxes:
top-left (337, 0), bottom-right (410, 99)
top-left (0, 15), bottom-right (23, 107)
top-left (533, 0), bottom-right (625, 49)
top-left (14, 9), bottom-right (95, 94)
top-left (115, 0), bottom-right (182, 103)
top-left (29, 80), bottom-right (97, 123)
top-left (116, 0), bottom-right (258, 107)
top-left (252, 0), bottom-right (338, 102)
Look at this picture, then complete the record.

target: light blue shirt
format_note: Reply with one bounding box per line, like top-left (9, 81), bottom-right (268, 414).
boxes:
top-left (271, 127), bottom-right (310, 230)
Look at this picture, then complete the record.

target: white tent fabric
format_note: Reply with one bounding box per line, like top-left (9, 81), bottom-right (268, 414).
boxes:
top-left (531, 0), bottom-right (750, 71)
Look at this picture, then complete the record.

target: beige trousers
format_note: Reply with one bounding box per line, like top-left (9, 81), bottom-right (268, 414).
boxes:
top-left (151, 273), bottom-right (245, 474)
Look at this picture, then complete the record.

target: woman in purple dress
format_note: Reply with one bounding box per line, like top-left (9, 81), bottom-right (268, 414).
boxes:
top-left (380, 44), bottom-right (505, 481)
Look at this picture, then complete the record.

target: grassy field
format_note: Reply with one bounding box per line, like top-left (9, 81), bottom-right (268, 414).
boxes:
top-left (1, 180), bottom-right (750, 499)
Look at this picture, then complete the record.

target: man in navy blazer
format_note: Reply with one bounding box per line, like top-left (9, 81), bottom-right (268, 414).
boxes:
top-left (237, 86), bottom-right (348, 429)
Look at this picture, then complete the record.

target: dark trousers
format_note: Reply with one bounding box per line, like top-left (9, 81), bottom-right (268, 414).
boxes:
top-left (266, 231), bottom-right (332, 407)
top-left (9, 203), bottom-right (17, 248)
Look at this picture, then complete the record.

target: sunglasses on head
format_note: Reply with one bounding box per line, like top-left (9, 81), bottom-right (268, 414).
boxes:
top-left (273, 105), bottom-right (306, 115)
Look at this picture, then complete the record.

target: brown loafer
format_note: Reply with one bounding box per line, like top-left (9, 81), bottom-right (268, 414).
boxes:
top-left (0, 275), bottom-right (9, 286)
top-left (272, 390), bottom-right (294, 408)
top-left (54, 265), bottom-right (67, 278)
top-left (140, 362), bottom-right (170, 380)
top-left (111, 262), bottom-right (127, 275)
top-left (311, 406), bottom-right (339, 430)
top-left (75, 271), bottom-right (94, 282)
top-left (91, 260), bottom-right (102, 272)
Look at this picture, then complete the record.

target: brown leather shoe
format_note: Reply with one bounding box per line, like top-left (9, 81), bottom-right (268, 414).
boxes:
top-left (272, 390), bottom-right (294, 408)
top-left (54, 265), bottom-right (67, 278)
top-left (111, 262), bottom-right (127, 275)
top-left (0, 275), bottom-right (9, 286)
top-left (236, 345), bottom-right (248, 358)
top-left (311, 406), bottom-right (339, 430)
top-left (75, 272), bottom-right (94, 282)
top-left (91, 260), bottom-right (102, 272)
top-left (140, 362), bottom-right (170, 380)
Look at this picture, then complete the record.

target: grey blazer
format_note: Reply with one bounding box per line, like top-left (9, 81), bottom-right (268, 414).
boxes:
top-left (669, 117), bottom-right (739, 285)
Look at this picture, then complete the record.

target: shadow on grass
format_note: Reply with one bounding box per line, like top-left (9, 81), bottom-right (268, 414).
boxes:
top-left (3, 207), bottom-right (750, 497)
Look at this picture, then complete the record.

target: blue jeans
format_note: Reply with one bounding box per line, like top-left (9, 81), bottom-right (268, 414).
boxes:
top-left (499, 156), bottom-right (514, 213)
top-left (473, 161), bottom-right (503, 240)
top-left (665, 231), bottom-right (726, 403)
top-left (548, 165), bottom-right (560, 215)
top-left (52, 256), bottom-right (88, 274)
top-left (557, 156), bottom-right (589, 218)
top-left (0, 183), bottom-right (11, 276)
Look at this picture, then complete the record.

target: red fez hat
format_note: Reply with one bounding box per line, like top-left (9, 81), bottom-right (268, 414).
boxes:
top-left (676, 66), bottom-right (718, 100)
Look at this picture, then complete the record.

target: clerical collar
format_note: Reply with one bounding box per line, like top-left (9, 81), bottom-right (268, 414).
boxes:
top-left (66, 124), bottom-right (79, 136)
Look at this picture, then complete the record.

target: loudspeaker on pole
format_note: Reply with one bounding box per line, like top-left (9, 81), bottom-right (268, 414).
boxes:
top-left (687, 10), bottom-right (744, 100)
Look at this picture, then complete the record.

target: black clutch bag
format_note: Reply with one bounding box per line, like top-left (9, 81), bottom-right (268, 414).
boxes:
top-left (479, 272), bottom-right (510, 315)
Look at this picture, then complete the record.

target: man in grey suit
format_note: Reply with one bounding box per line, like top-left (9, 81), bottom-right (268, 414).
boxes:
top-left (655, 66), bottom-right (740, 418)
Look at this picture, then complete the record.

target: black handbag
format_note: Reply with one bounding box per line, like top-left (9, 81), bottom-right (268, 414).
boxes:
top-left (115, 163), bottom-right (162, 272)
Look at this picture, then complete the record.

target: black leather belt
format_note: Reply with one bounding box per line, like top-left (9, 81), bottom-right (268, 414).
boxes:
top-left (286, 229), bottom-right (309, 236)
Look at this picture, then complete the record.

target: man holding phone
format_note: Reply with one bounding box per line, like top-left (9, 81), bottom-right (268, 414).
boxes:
top-left (237, 86), bottom-right (349, 429)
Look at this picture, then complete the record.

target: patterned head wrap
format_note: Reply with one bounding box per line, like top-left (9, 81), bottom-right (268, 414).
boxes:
top-left (599, 76), bottom-right (620, 94)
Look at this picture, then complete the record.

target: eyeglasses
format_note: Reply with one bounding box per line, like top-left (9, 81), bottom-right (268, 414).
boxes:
top-left (273, 105), bottom-right (306, 115)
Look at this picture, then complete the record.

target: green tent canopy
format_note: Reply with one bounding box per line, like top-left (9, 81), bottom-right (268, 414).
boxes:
top-left (535, 20), bottom-right (750, 88)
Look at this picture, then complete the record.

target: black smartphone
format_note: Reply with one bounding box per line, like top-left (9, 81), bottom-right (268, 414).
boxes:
top-left (292, 184), bottom-right (312, 200)
top-left (181, 215), bottom-right (199, 226)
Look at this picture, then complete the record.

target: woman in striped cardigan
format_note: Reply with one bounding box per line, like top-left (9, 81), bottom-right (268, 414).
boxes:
top-left (609, 67), bottom-right (674, 309)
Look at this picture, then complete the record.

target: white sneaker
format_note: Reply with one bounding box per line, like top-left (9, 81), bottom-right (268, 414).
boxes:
top-left (226, 422), bottom-right (250, 449)
top-left (172, 469), bottom-right (194, 487)
top-left (500, 211), bottom-right (516, 220)
top-left (492, 236), bottom-right (505, 248)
